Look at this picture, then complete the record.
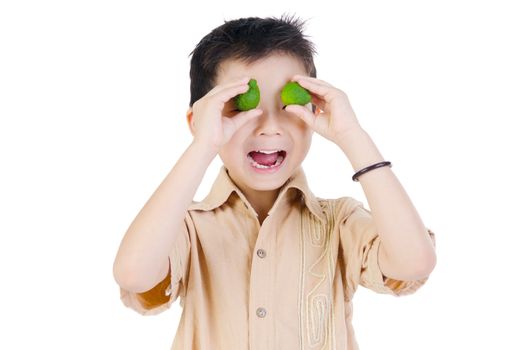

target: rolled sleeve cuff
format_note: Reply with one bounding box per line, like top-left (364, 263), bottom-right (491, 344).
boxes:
top-left (119, 255), bottom-right (182, 316)
top-left (362, 229), bottom-right (436, 296)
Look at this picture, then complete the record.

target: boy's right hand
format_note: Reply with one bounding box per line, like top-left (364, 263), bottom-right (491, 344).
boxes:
top-left (190, 77), bottom-right (263, 154)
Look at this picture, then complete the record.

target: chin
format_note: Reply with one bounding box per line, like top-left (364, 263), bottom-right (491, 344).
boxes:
top-left (247, 181), bottom-right (286, 192)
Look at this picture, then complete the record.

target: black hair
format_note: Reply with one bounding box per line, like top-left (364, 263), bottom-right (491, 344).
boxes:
top-left (188, 13), bottom-right (318, 108)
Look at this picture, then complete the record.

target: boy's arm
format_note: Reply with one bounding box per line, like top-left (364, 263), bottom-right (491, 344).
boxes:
top-left (113, 141), bottom-right (216, 293)
top-left (338, 127), bottom-right (437, 281)
top-left (285, 75), bottom-right (436, 284)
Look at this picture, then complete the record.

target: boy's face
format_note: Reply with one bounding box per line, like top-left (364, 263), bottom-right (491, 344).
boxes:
top-left (218, 53), bottom-right (317, 194)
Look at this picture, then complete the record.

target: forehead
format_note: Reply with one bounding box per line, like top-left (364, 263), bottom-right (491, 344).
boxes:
top-left (216, 53), bottom-right (308, 88)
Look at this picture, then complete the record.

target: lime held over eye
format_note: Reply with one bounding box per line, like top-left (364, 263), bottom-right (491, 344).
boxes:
top-left (281, 81), bottom-right (312, 106)
top-left (235, 78), bottom-right (260, 111)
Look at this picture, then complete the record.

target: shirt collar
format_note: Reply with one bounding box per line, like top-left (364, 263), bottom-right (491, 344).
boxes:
top-left (188, 165), bottom-right (327, 225)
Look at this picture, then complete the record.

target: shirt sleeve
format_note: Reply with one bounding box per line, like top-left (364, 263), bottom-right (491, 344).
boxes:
top-left (337, 198), bottom-right (437, 299)
top-left (119, 213), bottom-right (192, 316)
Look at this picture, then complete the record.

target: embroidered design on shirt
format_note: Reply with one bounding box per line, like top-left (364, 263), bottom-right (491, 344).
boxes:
top-left (298, 200), bottom-right (337, 350)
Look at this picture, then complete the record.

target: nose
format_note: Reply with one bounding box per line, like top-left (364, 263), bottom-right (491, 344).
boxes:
top-left (254, 108), bottom-right (284, 135)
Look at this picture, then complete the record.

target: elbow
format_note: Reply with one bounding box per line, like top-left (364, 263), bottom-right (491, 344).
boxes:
top-left (421, 242), bottom-right (437, 273)
top-left (398, 251), bottom-right (437, 281)
top-left (113, 256), bottom-right (170, 293)
top-left (410, 252), bottom-right (437, 280)
top-left (113, 260), bottom-right (136, 292)
top-left (114, 266), bottom-right (153, 293)
top-left (411, 236), bottom-right (437, 279)
top-left (113, 259), bottom-right (148, 293)
top-left (379, 239), bottom-right (437, 281)
top-left (425, 251), bottom-right (437, 275)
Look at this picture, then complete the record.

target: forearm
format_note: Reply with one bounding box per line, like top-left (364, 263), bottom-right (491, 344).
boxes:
top-left (337, 127), bottom-right (436, 275)
top-left (113, 141), bottom-right (216, 292)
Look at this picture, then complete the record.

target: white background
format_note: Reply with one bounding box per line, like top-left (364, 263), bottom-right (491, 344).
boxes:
top-left (1, 0), bottom-right (527, 349)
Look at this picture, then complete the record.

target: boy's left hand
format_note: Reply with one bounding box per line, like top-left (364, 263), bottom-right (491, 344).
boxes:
top-left (285, 75), bottom-right (362, 147)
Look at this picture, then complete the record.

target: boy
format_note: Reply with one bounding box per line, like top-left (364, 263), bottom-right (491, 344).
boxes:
top-left (113, 14), bottom-right (437, 350)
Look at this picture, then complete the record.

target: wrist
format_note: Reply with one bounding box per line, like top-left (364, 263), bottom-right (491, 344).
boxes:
top-left (335, 125), bottom-right (365, 149)
top-left (190, 140), bottom-right (219, 160)
top-left (337, 128), bottom-right (385, 172)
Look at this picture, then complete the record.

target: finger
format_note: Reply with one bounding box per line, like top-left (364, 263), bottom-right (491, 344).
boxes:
top-left (284, 104), bottom-right (315, 128)
top-left (212, 80), bottom-right (253, 104)
top-left (291, 75), bottom-right (334, 87)
top-left (205, 76), bottom-right (251, 97)
top-left (293, 78), bottom-right (333, 101)
top-left (229, 108), bottom-right (263, 128)
top-left (206, 77), bottom-right (250, 97)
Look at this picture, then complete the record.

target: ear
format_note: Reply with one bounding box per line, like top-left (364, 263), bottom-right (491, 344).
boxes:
top-left (186, 107), bottom-right (195, 136)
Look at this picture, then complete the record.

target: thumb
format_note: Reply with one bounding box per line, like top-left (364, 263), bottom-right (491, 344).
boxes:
top-left (230, 108), bottom-right (263, 128)
top-left (285, 105), bottom-right (314, 127)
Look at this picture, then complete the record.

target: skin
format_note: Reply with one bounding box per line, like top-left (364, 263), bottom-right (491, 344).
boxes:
top-left (187, 53), bottom-right (321, 222)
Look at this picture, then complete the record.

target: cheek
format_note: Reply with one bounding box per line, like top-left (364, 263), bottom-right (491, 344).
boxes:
top-left (303, 129), bottom-right (314, 147)
top-left (290, 115), bottom-right (309, 130)
top-left (221, 133), bottom-right (246, 158)
top-left (218, 148), bottom-right (237, 167)
top-left (299, 120), bottom-right (313, 134)
top-left (293, 127), bottom-right (313, 149)
top-left (288, 118), bottom-right (312, 141)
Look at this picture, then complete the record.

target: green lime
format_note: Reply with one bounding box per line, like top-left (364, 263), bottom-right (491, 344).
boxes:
top-left (281, 81), bottom-right (312, 106)
top-left (235, 78), bottom-right (260, 111)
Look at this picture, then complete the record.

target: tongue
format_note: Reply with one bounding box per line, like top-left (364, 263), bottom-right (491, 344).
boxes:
top-left (249, 151), bottom-right (279, 166)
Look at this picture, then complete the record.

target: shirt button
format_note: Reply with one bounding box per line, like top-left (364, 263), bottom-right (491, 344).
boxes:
top-left (256, 307), bottom-right (267, 318)
top-left (257, 249), bottom-right (267, 258)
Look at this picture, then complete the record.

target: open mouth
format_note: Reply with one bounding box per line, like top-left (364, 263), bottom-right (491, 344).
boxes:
top-left (247, 150), bottom-right (287, 169)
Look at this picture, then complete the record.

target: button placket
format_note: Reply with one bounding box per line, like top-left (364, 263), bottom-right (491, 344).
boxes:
top-left (248, 214), bottom-right (274, 349)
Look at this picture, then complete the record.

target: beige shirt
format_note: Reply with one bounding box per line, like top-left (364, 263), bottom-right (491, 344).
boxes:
top-left (120, 165), bottom-right (436, 350)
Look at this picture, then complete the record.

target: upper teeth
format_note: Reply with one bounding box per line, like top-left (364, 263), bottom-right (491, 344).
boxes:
top-left (255, 150), bottom-right (281, 154)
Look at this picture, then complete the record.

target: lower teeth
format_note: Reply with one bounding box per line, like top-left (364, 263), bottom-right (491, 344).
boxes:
top-left (249, 155), bottom-right (284, 169)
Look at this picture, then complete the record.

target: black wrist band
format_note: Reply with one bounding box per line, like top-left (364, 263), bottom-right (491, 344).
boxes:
top-left (352, 161), bottom-right (392, 182)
